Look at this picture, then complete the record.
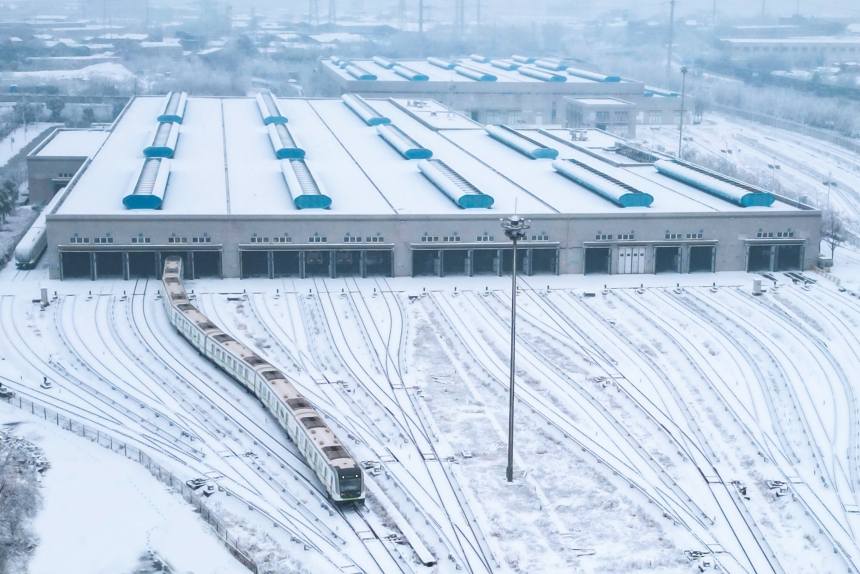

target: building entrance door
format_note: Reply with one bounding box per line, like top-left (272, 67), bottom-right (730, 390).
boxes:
top-left (618, 246), bottom-right (646, 274)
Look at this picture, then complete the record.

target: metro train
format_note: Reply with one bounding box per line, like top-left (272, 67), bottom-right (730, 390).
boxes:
top-left (160, 257), bottom-right (364, 501)
top-left (13, 192), bottom-right (64, 269)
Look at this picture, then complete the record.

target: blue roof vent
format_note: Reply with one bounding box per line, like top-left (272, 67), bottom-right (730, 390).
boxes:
top-left (455, 65), bottom-right (497, 81)
top-left (470, 54), bottom-right (490, 63)
top-left (566, 68), bottom-right (622, 82)
top-left (342, 94), bottom-right (391, 126)
top-left (655, 159), bottom-right (774, 207)
top-left (123, 158), bottom-right (170, 209)
top-left (157, 92), bottom-right (187, 123)
top-left (535, 58), bottom-right (567, 71)
top-left (281, 159), bottom-right (332, 209)
top-left (392, 63), bottom-right (429, 81)
top-left (518, 67), bottom-right (567, 82)
top-left (511, 55), bottom-right (536, 64)
top-left (553, 159), bottom-right (653, 207)
top-left (485, 125), bottom-right (558, 159)
top-left (267, 123), bottom-right (305, 159)
top-left (427, 57), bottom-right (456, 70)
top-left (256, 92), bottom-right (287, 124)
top-left (377, 124), bottom-right (433, 159)
top-left (144, 122), bottom-right (179, 158)
top-left (490, 59), bottom-right (520, 71)
top-left (372, 56), bottom-right (395, 69)
top-left (418, 159), bottom-right (494, 209)
top-left (344, 63), bottom-right (377, 80)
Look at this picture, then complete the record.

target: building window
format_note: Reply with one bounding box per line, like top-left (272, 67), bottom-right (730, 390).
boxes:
top-left (442, 236), bottom-right (460, 242)
top-left (168, 237), bottom-right (188, 244)
top-left (530, 234), bottom-right (549, 241)
top-left (595, 234), bottom-right (613, 241)
top-left (131, 237), bottom-right (151, 244)
top-left (69, 237), bottom-right (89, 244)
top-left (477, 235), bottom-right (495, 242)
top-left (685, 233), bottom-right (703, 239)
top-left (777, 231), bottom-right (794, 238)
top-left (192, 237), bottom-right (211, 243)
top-left (595, 111), bottom-right (610, 122)
top-left (618, 234), bottom-right (634, 240)
top-left (614, 111), bottom-right (628, 123)
top-left (665, 233), bottom-right (682, 240)
top-left (367, 236), bottom-right (384, 243)
top-left (93, 237), bottom-right (113, 244)
top-left (344, 235), bottom-right (361, 243)
top-left (273, 236), bottom-right (291, 243)
top-left (551, 102), bottom-right (557, 123)
top-left (421, 236), bottom-right (439, 242)
top-left (309, 236), bottom-right (326, 243)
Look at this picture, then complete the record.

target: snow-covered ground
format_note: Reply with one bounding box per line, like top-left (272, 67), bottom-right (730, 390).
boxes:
top-left (643, 113), bottom-right (860, 228)
top-left (0, 404), bottom-right (248, 574)
top-left (2, 266), bottom-right (860, 573)
top-left (7, 63), bottom-right (134, 83)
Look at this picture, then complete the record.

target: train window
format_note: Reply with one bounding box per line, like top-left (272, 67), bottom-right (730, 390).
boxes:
top-left (287, 398), bottom-right (311, 410)
top-left (323, 446), bottom-right (350, 460)
top-left (301, 417), bottom-right (326, 429)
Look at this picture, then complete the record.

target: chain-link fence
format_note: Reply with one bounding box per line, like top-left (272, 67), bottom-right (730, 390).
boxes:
top-left (2, 393), bottom-right (259, 573)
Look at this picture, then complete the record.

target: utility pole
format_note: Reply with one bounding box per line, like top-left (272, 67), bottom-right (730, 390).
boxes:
top-left (328, 0), bottom-right (336, 24)
top-left (501, 215), bottom-right (529, 483)
top-left (678, 65), bottom-right (687, 158)
top-left (455, 0), bottom-right (465, 39)
top-left (419, 0), bottom-right (424, 34)
top-left (666, 0), bottom-right (676, 76)
top-left (712, 0), bottom-right (716, 26)
top-left (476, 0), bottom-right (481, 29)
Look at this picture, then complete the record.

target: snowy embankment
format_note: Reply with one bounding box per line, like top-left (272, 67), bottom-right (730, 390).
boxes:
top-left (2, 270), bottom-right (860, 573)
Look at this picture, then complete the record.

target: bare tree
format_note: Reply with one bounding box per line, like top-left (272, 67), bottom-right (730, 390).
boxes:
top-left (821, 208), bottom-right (848, 259)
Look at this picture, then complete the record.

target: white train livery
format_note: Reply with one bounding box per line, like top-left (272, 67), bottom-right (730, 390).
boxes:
top-left (161, 256), bottom-right (364, 501)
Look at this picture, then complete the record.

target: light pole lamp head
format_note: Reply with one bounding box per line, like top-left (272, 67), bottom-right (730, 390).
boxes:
top-left (681, 65), bottom-right (688, 75)
top-left (501, 215), bottom-right (530, 240)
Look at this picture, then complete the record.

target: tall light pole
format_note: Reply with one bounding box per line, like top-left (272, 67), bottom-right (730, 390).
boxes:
top-left (501, 215), bottom-right (529, 483)
top-left (677, 65), bottom-right (688, 159)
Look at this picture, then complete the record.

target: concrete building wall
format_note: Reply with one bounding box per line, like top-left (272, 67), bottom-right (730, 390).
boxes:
top-left (27, 156), bottom-right (87, 205)
top-left (45, 209), bottom-right (821, 280)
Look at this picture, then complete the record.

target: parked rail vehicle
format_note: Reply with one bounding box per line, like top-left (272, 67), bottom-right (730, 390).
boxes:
top-left (161, 257), bottom-right (364, 501)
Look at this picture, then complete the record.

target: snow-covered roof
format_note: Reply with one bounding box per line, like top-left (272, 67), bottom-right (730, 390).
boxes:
top-left (55, 95), bottom-right (803, 218)
top-left (32, 129), bottom-right (109, 158)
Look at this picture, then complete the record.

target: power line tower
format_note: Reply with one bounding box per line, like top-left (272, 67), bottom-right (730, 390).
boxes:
top-left (308, 0), bottom-right (320, 25)
top-left (455, 0), bottom-right (465, 38)
top-left (666, 0), bottom-right (676, 75)
top-left (328, 0), bottom-right (336, 24)
top-left (397, 0), bottom-right (406, 30)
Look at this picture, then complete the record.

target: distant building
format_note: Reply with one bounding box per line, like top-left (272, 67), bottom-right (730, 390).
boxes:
top-left (321, 55), bottom-right (688, 133)
top-left (27, 128), bottom-right (109, 206)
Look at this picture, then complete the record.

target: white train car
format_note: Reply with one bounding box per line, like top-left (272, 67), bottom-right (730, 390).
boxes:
top-left (14, 190), bottom-right (65, 269)
top-left (161, 257), bottom-right (364, 501)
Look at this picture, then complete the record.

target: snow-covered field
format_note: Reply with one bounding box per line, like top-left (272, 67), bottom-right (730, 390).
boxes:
top-left (644, 113), bottom-right (860, 227)
top-left (2, 266), bottom-right (860, 573)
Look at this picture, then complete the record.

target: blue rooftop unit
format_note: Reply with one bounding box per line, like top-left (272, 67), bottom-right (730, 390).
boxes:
top-left (392, 63), bottom-right (429, 81)
top-left (511, 55), bottom-right (536, 64)
top-left (470, 54), bottom-right (490, 63)
top-left (123, 158), bottom-right (170, 209)
top-left (417, 159), bottom-right (494, 209)
top-left (376, 124), bottom-right (433, 159)
top-left (535, 58), bottom-right (567, 71)
top-left (143, 121), bottom-right (179, 158)
top-left (344, 63), bottom-right (377, 80)
top-left (256, 92), bottom-right (287, 125)
top-left (553, 159), bottom-right (653, 207)
top-left (566, 68), bottom-right (622, 82)
top-left (281, 159), bottom-right (331, 209)
top-left (267, 123), bottom-right (305, 159)
top-left (517, 67), bottom-right (567, 82)
top-left (157, 92), bottom-right (187, 123)
top-left (372, 56), bottom-right (395, 69)
top-left (654, 159), bottom-right (775, 207)
top-left (455, 65), bottom-right (497, 82)
top-left (485, 125), bottom-right (558, 159)
top-left (490, 59), bottom-right (520, 71)
top-left (342, 94), bottom-right (391, 126)
top-left (427, 57), bottom-right (456, 70)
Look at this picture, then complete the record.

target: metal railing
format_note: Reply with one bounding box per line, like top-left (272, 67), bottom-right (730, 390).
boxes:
top-left (2, 393), bottom-right (259, 573)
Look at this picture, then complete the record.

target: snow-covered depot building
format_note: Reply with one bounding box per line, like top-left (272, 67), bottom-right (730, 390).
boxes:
top-left (321, 56), bottom-right (688, 135)
top-left (40, 93), bottom-right (819, 280)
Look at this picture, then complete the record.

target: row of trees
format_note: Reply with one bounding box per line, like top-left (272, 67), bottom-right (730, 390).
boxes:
top-left (0, 180), bottom-right (18, 224)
